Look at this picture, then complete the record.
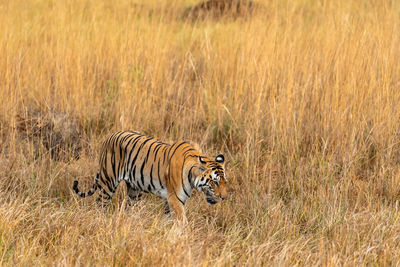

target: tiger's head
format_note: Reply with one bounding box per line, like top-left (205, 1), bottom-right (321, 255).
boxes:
top-left (193, 154), bottom-right (228, 205)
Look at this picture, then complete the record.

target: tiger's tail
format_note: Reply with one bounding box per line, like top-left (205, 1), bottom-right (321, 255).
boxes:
top-left (73, 173), bottom-right (99, 198)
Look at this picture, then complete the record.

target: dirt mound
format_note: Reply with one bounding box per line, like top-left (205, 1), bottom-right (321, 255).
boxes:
top-left (183, 0), bottom-right (260, 20)
top-left (16, 109), bottom-right (86, 161)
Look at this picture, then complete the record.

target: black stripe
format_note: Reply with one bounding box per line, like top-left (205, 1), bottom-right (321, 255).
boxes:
top-left (175, 193), bottom-right (185, 205)
top-left (152, 143), bottom-right (165, 189)
top-left (134, 165), bottom-right (144, 191)
top-left (136, 180), bottom-right (143, 191)
top-left (153, 143), bottom-right (163, 159)
top-left (129, 169), bottom-right (135, 185)
top-left (182, 187), bottom-right (190, 198)
top-left (132, 166), bottom-right (142, 191)
top-left (169, 142), bottom-right (188, 161)
top-left (114, 133), bottom-right (126, 179)
top-left (180, 153), bottom-right (191, 198)
top-left (188, 166), bottom-right (195, 186)
top-left (118, 138), bottom-right (124, 166)
top-left (140, 140), bottom-right (157, 187)
top-left (157, 157), bottom-right (164, 189)
top-left (111, 151), bottom-right (117, 180)
top-left (183, 148), bottom-right (195, 158)
top-left (140, 160), bottom-right (146, 187)
top-left (150, 165), bottom-right (155, 190)
top-left (163, 146), bottom-right (168, 164)
top-left (108, 164), bottom-right (117, 190)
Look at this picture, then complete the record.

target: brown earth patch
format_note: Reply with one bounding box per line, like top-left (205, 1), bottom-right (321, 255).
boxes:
top-left (183, 0), bottom-right (262, 20)
top-left (16, 108), bottom-right (86, 161)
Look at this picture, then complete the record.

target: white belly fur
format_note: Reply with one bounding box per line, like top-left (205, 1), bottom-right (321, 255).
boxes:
top-left (153, 188), bottom-right (168, 199)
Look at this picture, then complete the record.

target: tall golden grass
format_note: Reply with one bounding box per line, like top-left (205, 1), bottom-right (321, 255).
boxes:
top-left (1, 0), bottom-right (400, 265)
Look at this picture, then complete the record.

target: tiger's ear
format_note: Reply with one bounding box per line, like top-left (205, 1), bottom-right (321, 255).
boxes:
top-left (199, 156), bottom-right (206, 164)
top-left (215, 154), bottom-right (224, 163)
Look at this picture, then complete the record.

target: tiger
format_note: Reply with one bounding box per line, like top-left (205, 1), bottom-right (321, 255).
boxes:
top-left (72, 131), bottom-right (228, 221)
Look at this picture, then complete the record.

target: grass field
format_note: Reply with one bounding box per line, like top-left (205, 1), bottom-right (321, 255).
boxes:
top-left (1, 0), bottom-right (400, 265)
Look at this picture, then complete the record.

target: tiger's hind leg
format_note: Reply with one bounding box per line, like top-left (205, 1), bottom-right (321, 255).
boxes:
top-left (95, 180), bottom-right (120, 208)
top-left (126, 181), bottom-right (142, 208)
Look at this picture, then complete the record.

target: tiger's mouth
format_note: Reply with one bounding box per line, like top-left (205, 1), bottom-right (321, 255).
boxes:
top-left (205, 192), bottom-right (222, 205)
top-left (206, 197), bottom-right (220, 205)
top-left (199, 185), bottom-right (222, 205)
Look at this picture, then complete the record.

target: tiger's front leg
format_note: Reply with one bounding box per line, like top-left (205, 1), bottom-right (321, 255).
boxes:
top-left (167, 194), bottom-right (187, 223)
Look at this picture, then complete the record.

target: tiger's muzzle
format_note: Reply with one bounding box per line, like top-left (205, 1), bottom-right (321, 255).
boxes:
top-left (203, 188), bottom-right (223, 205)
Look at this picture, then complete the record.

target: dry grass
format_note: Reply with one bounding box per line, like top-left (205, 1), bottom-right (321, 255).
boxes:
top-left (1, 0), bottom-right (400, 265)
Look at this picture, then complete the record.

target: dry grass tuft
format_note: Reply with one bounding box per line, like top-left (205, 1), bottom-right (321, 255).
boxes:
top-left (1, 0), bottom-right (400, 265)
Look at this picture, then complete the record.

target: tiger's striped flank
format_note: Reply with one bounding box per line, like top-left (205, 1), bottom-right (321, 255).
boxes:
top-left (73, 131), bottom-right (228, 221)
